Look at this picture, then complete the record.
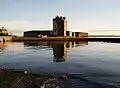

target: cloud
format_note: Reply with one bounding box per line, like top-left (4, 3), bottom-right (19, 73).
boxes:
top-left (0, 20), bottom-right (120, 36)
top-left (0, 20), bottom-right (52, 36)
top-left (0, 20), bottom-right (51, 30)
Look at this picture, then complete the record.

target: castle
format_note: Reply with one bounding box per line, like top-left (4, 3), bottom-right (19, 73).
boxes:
top-left (24, 15), bottom-right (88, 37)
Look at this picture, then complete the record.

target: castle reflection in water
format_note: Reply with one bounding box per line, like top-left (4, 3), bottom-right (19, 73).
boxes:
top-left (24, 41), bottom-right (88, 62)
top-left (0, 41), bottom-right (88, 62)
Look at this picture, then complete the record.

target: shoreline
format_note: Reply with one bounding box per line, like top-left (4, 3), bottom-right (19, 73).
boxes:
top-left (0, 37), bottom-right (120, 43)
top-left (0, 68), bottom-right (117, 88)
top-left (11, 37), bottom-right (120, 43)
top-left (0, 68), bottom-right (67, 88)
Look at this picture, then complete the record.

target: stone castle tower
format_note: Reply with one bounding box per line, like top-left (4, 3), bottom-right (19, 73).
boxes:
top-left (53, 15), bottom-right (67, 36)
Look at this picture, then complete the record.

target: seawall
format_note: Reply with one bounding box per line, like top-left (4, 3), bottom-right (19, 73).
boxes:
top-left (12, 37), bottom-right (120, 43)
top-left (12, 37), bottom-right (88, 41)
top-left (88, 38), bottom-right (120, 43)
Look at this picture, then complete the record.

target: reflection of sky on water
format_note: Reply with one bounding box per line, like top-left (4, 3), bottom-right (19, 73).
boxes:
top-left (0, 41), bottom-right (120, 86)
top-left (0, 41), bottom-right (120, 73)
top-left (0, 41), bottom-right (88, 63)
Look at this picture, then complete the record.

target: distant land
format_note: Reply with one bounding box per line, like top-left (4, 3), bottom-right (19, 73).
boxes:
top-left (89, 35), bottom-right (120, 37)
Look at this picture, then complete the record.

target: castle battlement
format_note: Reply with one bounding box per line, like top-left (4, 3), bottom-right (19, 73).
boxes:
top-left (53, 15), bottom-right (67, 36)
top-left (53, 15), bottom-right (66, 21)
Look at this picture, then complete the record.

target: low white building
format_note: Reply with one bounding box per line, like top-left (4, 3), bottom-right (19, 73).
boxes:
top-left (0, 36), bottom-right (12, 42)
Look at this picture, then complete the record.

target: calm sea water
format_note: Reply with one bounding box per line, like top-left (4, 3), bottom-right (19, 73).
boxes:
top-left (0, 41), bottom-right (120, 87)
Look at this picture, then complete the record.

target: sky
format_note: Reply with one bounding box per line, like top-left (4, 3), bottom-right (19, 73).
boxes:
top-left (0, 0), bottom-right (120, 35)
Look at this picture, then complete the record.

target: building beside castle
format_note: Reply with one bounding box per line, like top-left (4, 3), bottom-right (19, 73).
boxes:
top-left (24, 15), bottom-right (88, 37)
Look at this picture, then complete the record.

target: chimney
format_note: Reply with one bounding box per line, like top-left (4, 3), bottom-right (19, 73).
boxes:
top-left (63, 17), bottom-right (66, 20)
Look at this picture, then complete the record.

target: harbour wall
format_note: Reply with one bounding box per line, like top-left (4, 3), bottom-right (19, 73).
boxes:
top-left (12, 37), bottom-right (120, 43)
top-left (12, 37), bottom-right (88, 41)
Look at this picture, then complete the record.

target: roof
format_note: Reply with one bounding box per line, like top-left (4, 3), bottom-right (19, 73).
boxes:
top-left (24, 30), bottom-right (53, 33)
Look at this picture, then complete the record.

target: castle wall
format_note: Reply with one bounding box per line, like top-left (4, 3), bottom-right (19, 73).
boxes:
top-left (24, 30), bottom-right (53, 37)
top-left (66, 31), bottom-right (72, 36)
top-left (79, 32), bottom-right (88, 37)
top-left (75, 32), bottom-right (80, 37)
top-left (74, 32), bottom-right (88, 37)
top-left (73, 32), bottom-right (76, 37)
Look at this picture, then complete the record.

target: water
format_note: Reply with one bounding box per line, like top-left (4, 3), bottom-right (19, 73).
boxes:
top-left (0, 41), bottom-right (120, 87)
